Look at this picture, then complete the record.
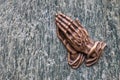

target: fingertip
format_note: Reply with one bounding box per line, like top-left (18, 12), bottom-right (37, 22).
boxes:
top-left (56, 12), bottom-right (62, 16)
top-left (56, 22), bottom-right (59, 25)
top-left (55, 17), bottom-right (58, 21)
top-left (76, 18), bottom-right (79, 20)
top-left (59, 12), bottom-right (62, 15)
top-left (59, 12), bottom-right (65, 17)
top-left (55, 13), bottom-right (58, 17)
top-left (55, 17), bottom-right (57, 20)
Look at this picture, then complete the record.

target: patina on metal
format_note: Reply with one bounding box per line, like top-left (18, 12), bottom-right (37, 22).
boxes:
top-left (55, 13), bottom-right (106, 69)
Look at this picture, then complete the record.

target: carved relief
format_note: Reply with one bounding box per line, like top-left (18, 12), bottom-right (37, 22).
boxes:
top-left (55, 13), bottom-right (106, 69)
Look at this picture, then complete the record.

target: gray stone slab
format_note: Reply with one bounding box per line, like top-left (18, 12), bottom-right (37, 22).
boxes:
top-left (0, 0), bottom-right (120, 80)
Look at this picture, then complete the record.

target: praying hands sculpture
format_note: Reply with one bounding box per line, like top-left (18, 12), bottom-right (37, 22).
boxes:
top-left (55, 13), bottom-right (106, 69)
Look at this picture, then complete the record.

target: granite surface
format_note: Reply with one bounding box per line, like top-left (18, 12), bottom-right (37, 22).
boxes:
top-left (0, 0), bottom-right (120, 80)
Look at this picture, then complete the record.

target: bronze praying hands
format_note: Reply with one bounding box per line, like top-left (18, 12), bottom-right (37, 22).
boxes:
top-left (55, 13), bottom-right (106, 69)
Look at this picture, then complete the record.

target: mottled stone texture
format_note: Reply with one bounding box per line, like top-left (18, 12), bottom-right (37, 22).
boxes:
top-left (0, 0), bottom-right (120, 80)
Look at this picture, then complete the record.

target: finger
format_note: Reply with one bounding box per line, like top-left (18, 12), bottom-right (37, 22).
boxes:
top-left (57, 13), bottom-right (80, 34)
top-left (57, 14), bottom-right (82, 43)
top-left (81, 54), bottom-right (85, 63)
top-left (57, 13), bottom-right (87, 49)
top-left (97, 42), bottom-right (106, 59)
top-left (72, 36), bottom-right (82, 45)
top-left (56, 18), bottom-right (79, 36)
top-left (86, 57), bottom-right (98, 67)
top-left (101, 42), bottom-right (106, 50)
top-left (56, 14), bottom-right (70, 30)
top-left (68, 53), bottom-right (80, 65)
top-left (71, 20), bottom-right (79, 29)
top-left (67, 39), bottom-right (83, 52)
top-left (56, 26), bottom-right (69, 47)
top-left (57, 23), bottom-right (73, 41)
top-left (66, 43), bottom-right (77, 54)
top-left (86, 57), bottom-right (97, 63)
top-left (69, 24), bottom-right (77, 33)
top-left (88, 41), bottom-right (99, 57)
top-left (56, 18), bottom-right (74, 37)
top-left (66, 36), bottom-right (80, 51)
top-left (86, 42), bottom-right (106, 67)
top-left (56, 20), bottom-right (76, 42)
top-left (97, 42), bottom-right (102, 54)
top-left (86, 60), bottom-right (98, 66)
top-left (82, 28), bottom-right (89, 37)
top-left (75, 18), bottom-right (89, 36)
top-left (56, 24), bottom-right (67, 43)
top-left (66, 31), bottom-right (80, 46)
top-left (59, 13), bottom-right (73, 22)
top-left (95, 42), bottom-right (104, 61)
top-left (55, 17), bottom-right (68, 30)
top-left (58, 13), bottom-right (88, 39)
top-left (70, 60), bottom-right (80, 69)
top-left (97, 42), bottom-right (106, 52)
top-left (57, 14), bottom-right (71, 26)
top-left (56, 26), bottom-right (72, 49)
top-left (56, 22), bottom-right (67, 34)
top-left (65, 30), bottom-right (78, 45)
top-left (80, 54), bottom-right (85, 65)
top-left (57, 28), bottom-right (77, 54)
top-left (96, 41), bottom-right (106, 57)
top-left (70, 54), bottom-right (85, 69)
top-left (56, 26), bottom-right (64, 41)
top-left (57, 13), bottom-right (79, 36)
top-left (70, 20), bottom-right (85, 41)
top-left (57, 26), bottom-right (77, 54)
top-left (76, 54), bottom-right (85, 67)
top-left (68, 26), bottom-right (81, 41)
top-left (75, 18), bottom-right (83, 28)
top-left (63, 27), bottom-right (82, 47)
top-left (72, 53), bottom-right (84, 66)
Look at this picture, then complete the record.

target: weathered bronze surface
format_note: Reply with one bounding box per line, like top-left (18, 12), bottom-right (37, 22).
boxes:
top-left (55, 13), bottom-right (106, 69)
